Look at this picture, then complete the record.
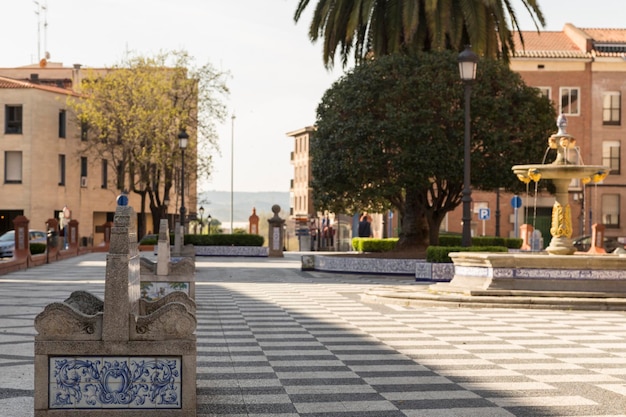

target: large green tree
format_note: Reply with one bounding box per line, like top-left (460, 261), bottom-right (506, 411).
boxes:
top-left (311, 51), bottom-right (555, 248)
top-left (68, 51), bottom-right (229, 236)
top-left (294, 0), bottom-right (545, 68)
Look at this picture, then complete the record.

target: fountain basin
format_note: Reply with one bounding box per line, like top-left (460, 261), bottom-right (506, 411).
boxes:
top-left (512, 164), bottom-right (608, 181)
top-left (431, 251), bottom-right (626, 297)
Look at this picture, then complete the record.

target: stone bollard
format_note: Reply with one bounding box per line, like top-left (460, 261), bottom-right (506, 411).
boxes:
top-left (249, 207), bottom-right (259, 235)
top-left (34, 198), bottom-right (197, 416)
top-left (587, 223), bottom-right (606, 254)
top-left (140, 219), bottom-right (196, 301)
top-left (267, 204), bottom-right (285, 257)
top-left (519, 224), bottom-right (534, 251)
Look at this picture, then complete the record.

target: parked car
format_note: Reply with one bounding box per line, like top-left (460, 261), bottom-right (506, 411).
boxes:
top-left (572, 235), bottom-right (623, 253)
top-left (0, 230), bottom-right (48, 258)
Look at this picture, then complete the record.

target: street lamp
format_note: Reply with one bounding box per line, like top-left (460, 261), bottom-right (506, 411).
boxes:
top-left (458, 45), bottom-right (478, 247)
top-left (207, 214), bottom-right (212, 235)
top-left (199, 206), bottom-right (205, 234)
top-left (178, 129), bottom-right (189, 230)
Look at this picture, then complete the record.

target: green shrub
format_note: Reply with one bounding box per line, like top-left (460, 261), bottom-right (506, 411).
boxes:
top-left (351, 237), bottom-right (398, 252)
top-left (437, 234), bottom-right (522, 249)
top-left (185, 233), bottom-right (264, 247)
top-left (31, 243), bottom-right (46, 255)
top-left (426, 245), bottom-right (509, 263)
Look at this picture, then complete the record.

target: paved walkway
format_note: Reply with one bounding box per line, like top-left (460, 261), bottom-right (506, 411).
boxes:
top-left (1, 252), bottom-right (626, 416)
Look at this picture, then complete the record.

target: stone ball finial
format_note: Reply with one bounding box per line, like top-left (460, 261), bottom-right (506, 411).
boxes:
top-left (117, 193), bottom-right (129, 206)
top-left (272, 204), bottom-right (281, 214)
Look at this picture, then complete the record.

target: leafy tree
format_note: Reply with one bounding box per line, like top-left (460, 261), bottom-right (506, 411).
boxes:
top-left (294, 0), bottom-right (545, 68)
top-left (311, 51), bottom-right (555, 248)
top-left (68, 51), bottom-right (229, 236)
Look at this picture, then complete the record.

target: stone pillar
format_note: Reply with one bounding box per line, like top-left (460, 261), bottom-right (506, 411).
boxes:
top-left (267, 204), bottom-right (285, 258)
top-left (520, 224), bottom-right (534, 251)
top-left (68, 219), bottom-right (79, 251)
top-left (45, 218), bottom-right (60, 262)
top-left (588, 223), bottom-right (606, 254)
top-left (249, 207), bottom-right (259, 235)
top-left (102, 221), bottom-right (113, 246)
top-left (12, 215), bottom-right (29, 260)
top-left (102, 205), bottom-right (139, 342)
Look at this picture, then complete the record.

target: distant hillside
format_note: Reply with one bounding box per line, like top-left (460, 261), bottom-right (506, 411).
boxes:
top-left (198, 191), bottom-right (290, 223)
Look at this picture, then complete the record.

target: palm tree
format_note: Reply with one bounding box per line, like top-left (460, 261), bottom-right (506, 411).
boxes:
top-left (294, 0), bottom-right (545, 68)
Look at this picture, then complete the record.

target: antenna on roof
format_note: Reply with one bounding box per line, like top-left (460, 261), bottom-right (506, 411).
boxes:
top-left (34, 0), bottom-right (49, 66)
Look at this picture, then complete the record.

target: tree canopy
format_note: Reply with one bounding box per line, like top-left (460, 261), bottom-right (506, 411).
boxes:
top-left (311, 51), bottom-right (555, 247)
top-left (294, 0), bottom-right (545, 68)
top-left (68, 51), bottom-right (229, 235)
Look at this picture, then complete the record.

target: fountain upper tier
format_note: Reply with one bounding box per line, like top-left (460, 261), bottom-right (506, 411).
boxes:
top-left (511, 114), bottom-right (609, 255)
top-left (513, 114), bottom-right (608, 183)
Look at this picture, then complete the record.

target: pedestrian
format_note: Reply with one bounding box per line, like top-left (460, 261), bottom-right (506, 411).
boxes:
top-left (358, 213), bottom-right (372, 238)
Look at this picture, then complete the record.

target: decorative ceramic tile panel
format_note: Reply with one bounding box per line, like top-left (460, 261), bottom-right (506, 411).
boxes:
top-left (140, 282), bottom-right (189, 301)
top-left (49, 356), bottom-right (182, 409)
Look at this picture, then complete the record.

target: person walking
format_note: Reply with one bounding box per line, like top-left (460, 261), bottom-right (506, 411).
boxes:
top-left (358, 213), bottom-right (372, 238)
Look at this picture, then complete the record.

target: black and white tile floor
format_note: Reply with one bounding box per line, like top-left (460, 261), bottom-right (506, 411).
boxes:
top-left (1, 253), bottom-right (626, 416)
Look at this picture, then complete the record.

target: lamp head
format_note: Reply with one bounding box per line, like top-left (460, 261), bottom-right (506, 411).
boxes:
top-left (178, 129), bottom-right (189, 149)
top-left (458, 45), bottom-right (478, 81)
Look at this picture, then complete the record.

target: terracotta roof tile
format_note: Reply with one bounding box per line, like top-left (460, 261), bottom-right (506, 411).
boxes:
top-left (582, 28), bottom-right (626, 44)
top-left (0, 76), bottom-right (78, 96)
top-left (511, 26), bottom-right (626, 59)
top-left (512, 31), bottom-right (590, 58)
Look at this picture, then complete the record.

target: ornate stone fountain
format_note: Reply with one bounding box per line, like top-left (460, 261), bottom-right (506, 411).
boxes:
top-left (427, 115), bottom-right (626, 301)
top-left (512, 114), bottom-right (609, 255)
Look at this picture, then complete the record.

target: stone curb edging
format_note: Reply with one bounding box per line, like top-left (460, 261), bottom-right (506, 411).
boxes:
top-left (362, 288), bottom-right (626, 311)
top-left (195, 246), bottom-right (269, 257)
top-left (301, 254), bottom-right (454, 281)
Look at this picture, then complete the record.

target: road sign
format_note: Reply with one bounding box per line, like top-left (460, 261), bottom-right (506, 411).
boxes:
top-left (511, 195), bottom-right (522, 209)
top-left (478, 208), bottom-right (491, 221)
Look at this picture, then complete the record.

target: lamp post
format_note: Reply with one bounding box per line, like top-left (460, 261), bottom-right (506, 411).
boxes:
top-left (198, 206), bottom-right (204, 235)
top-left (207, 214), bottom-right (212, 236)
top-left (230, 114), bottom-right (235, 234)
top-left (458, 45), bottom-right (478, 247)
top-left (178, 129), bottom-right (189, 231)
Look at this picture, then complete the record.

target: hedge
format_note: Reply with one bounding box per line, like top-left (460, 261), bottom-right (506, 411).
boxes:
top-left (351, 237), bottom-right (399, 252)
top-left (141, 233), bottom-right (265, 247)
top-left (438, 235), bottom-right (522, 249)
top-left (426, 245), bottom-right (509, 263)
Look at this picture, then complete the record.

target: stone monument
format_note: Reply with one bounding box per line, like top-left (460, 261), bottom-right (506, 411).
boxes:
top-left (34, 198), bottom-right (197, 416)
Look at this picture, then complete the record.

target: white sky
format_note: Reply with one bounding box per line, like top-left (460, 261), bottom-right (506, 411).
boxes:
top-left (0, 1), bottom-right (624, 192)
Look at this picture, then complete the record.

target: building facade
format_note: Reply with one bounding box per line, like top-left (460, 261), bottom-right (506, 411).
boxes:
top-left (288, 24), bottom-right (626, 245)
top-left (0, 62), bottom-right (197, 245)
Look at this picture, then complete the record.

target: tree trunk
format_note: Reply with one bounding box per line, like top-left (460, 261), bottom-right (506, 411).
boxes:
top-left (396, 187), bottom-right (429, 250)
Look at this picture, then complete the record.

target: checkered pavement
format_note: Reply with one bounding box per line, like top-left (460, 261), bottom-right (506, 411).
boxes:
top-left (1, 253), bottom-right (626, 416)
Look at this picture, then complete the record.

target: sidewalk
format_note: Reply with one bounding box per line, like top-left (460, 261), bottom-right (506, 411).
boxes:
top-left (2, 252), bottom-right (626, 416)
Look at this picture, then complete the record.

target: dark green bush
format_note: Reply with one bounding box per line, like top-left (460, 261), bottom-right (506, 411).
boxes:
top-left (31, 243), bottom-right (46, 255)
top-left (185, 234), bottom-right (264, 247)
top-left (437, 235), bottom-right (522, 249)
top-left (426, 245), bottom-right (509, 263)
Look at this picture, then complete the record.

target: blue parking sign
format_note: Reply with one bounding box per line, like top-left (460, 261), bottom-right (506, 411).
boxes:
top-left (478, 208), bottom-right (490, 220)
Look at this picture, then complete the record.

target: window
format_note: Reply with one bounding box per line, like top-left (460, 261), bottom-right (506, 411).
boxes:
top-left (101, 159), bottom-right (108, 189)
top-left (537, 87), bottom-right (551, 100)
top-left (601, 194), bottom-right (620, 228)
top-left (603, 92), bottom-right (621, 125)
top-left (116, 162), bottom-right (124, 190)
top-left (80, 157), bottom-right (88, 177)
top-left (58, 109), bottom-right (66, 138)
top-left (602, 141), bottom-right (620, 174)
top-left (560, 87), bottom-right (580, 116)
top-left (81, 121), bottom-right (88, 141)
top-left (58, 154), bottom-right (66, 185)
top-left (5, 105), bottom-right (22, 134)
top-left (4, 151), bottom-right (22, 183)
